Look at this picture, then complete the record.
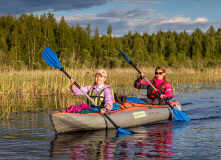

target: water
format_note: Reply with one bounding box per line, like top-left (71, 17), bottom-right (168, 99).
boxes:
top-left (0, 83), bottom-right (221, 159)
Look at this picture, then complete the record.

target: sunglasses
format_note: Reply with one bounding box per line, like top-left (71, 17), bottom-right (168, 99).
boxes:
top-left (155, 72), bottom-right (164, 75)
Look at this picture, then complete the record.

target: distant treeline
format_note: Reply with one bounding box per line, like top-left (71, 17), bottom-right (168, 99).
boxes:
top-left (0, 13), bottom-right (221, 70)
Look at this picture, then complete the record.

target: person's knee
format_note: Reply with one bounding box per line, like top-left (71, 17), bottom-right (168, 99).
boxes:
top-left (141, 98), bottom-right (153, 105)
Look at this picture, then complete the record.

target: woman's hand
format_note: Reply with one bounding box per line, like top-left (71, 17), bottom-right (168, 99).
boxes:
top-left (100, 104), bottom-right (111, 114)
top-left (137, 73), bottom-right (145, 79)
top-left (160, 94), bottom-right (165, 99)
top-left (141, 73), bottom-right (145, 78)
top-left (71, 78), bottom-right (76, 90)
top-left (71, 78), bottom-right (75, 84)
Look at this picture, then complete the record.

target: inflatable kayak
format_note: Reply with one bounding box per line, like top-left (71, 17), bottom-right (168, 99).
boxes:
top-left (50, 97), bottom-right (182, 134)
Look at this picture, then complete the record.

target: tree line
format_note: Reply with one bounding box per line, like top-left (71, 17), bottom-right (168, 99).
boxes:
top-left (0, 13), bottom-right (221, 70)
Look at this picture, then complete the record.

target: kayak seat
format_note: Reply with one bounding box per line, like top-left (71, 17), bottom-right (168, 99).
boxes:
top-left (90, 103), bottom-right (121, 112)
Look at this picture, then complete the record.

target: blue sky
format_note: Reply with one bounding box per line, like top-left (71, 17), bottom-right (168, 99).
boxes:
top-left (0, 0), bottom-right (221, 36)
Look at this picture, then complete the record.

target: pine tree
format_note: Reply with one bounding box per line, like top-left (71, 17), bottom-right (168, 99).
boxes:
top-left (56, 16), bottom-right (73, 64)
top-left (216, 27), bottom-right (221, 60)
top-left (107, 25), bottom-right (112, 56)
top-left (92, 26), bottom-right (101, 67)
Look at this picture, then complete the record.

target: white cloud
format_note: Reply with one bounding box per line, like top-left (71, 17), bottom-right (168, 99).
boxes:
top-left (194, 17), bottom-right (208, 22)
top-left (166, 17), bottom-right (192, 23)
top-left (60, 14), bottom-right (99, 21)
top-left (162, 16), bottom-right (208, 24)
top-left (55, 8), bottom-right (220, 36)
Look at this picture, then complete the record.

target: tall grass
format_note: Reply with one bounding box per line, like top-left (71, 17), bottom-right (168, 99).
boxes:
top-left (0, 67), bottom-right (221, 119)
top-left (0, 67), bottom-right (221, 99)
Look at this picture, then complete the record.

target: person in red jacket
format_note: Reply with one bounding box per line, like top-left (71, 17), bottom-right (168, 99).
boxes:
top-left (134, 66), bottom-right (173, 105)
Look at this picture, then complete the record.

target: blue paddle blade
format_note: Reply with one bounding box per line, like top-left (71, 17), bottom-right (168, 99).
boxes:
top-left (173, 108), bottom-right (191, 121)
top-left (116, 46), bottom-right (131, 62)
top-left (118, 128), bottom-right (133, 135)
top-left (42, 47), bottom-right (62, 69)
top-left (117, 132), bottom-right (128, 138)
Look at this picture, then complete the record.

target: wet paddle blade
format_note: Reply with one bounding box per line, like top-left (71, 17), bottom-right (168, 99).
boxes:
top-left (173, 108), bottom-right (191, 121)
top-left (42, 47), bottom-right (62, 69)
top-left (118, 128), bottom-right (133, 135)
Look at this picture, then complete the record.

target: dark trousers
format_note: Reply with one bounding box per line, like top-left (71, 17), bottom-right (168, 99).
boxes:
top-left (140, 98), bottom-right (153, 104)
top-left (140, 97), bottom-right (164, 105)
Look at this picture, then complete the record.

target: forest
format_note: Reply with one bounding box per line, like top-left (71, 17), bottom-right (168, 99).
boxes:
top-left (0, 13), bottom-right (221, 70)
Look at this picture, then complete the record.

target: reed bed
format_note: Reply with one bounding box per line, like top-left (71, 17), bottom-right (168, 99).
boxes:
top-left (0, 67), bottom-right (221, 99)
top-left (0, 67), bottom-right (221, 119)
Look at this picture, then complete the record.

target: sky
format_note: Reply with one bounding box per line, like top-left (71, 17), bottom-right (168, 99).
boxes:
top-left (0, 0), bottom-right (221, 36)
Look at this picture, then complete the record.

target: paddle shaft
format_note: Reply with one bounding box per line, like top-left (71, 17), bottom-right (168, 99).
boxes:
top-left (131, 62), bottom-right (191, 121)
top-left (60, 68), bottom-right (120, 129)
top-left (117, 47), bottom-right (190, 121)
top-left (129, 62), bottom-right (174, 108)
top-left (43, 47), bottom-right (134, 131)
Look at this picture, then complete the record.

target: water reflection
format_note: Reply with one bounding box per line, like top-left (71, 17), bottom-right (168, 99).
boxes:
top-left (133, 123), bottom-right (174, 159)
top-left (0, 96), bottom-right (86, 120)
top-left (50, 123), bottom-right (175, 159)
top-left (50, 129), bottom-right (117, 159)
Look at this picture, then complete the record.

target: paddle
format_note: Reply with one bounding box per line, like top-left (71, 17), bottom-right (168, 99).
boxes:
top-left (117, 46), bottom-right (191, 121)
top-left (42, 47), bottom-right (133, 134)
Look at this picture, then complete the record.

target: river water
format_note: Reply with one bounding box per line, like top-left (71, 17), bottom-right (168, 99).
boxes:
top-left (0, 83), bottom-right (221, 159)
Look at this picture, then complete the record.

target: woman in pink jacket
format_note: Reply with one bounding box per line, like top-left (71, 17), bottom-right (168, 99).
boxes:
top-left (68, 69), bottom-right (113, 114)
top-left (134, 66), bottom-right (173, 105)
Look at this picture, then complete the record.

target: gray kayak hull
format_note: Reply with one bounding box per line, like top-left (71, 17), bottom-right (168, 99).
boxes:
top-left (50, 101), bottom-right (182, 134)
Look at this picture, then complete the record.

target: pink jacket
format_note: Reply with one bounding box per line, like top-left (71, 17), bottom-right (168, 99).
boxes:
top-left (69, 84), bottom-right (113, 110)
top-left (134, 78), bottom-right (173, 99)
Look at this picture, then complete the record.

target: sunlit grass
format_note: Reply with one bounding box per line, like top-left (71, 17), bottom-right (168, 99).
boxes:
top-left (0, 67), bottom-right (221, 118)
top-left (0, 67), bottom-right (221, 99)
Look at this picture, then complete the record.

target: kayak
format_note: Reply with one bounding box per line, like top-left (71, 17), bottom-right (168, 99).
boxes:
top-left (50, 97), bottom-right (182, 134)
